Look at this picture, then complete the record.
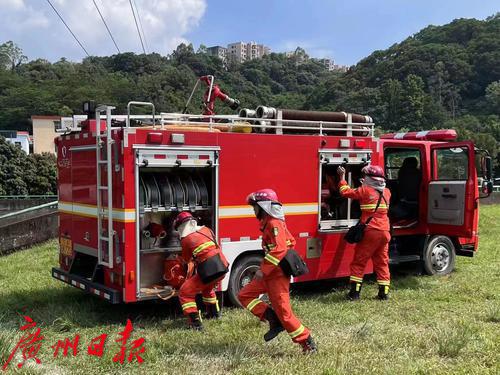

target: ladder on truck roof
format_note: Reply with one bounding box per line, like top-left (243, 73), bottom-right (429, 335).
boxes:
top-left (95, 105), bottom-right (115, 268)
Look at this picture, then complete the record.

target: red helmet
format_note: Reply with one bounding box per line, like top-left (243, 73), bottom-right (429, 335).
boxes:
top-left (362, 165), bottom-right (385, 179)
top-left (173, 211), bottom-right (194, 230)
top-left (163, 257), bottom-right (187, 289)
top-left (246, 189), bottom-right (280, 205)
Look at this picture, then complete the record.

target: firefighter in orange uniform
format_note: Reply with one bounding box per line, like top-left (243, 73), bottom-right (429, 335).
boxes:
top-left (174, 212), bottom-right (229, 330)
top-left (238, 189), bottom-right (317, 354)
top-left (337, 165), bottom-right (392, 300)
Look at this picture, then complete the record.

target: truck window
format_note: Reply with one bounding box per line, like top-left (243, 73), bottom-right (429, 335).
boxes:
top-left (384, 147), bottom-right (422, 222)
top-left (434, 147), bottom-right (468, 180)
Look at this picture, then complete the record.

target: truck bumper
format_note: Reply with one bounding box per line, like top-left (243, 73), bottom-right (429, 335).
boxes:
top-left (52, 267), bottom-right (121, 304)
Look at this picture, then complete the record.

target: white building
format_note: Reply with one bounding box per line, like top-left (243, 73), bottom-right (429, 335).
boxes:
top-left (2, 130), bottom-right (31, 154)
top-left (226, 41), bottom-right (270, 63)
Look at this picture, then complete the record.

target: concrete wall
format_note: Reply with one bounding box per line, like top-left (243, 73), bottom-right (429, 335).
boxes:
top-left (0, 210), bottom-right (58, 255)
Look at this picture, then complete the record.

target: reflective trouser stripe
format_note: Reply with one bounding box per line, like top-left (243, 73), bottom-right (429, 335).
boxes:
top-left (350, 276), bottom-right (363, 283)
top-left (264, 253), bottom-right (280, 266)
top-left (193, 241), bottom-right (215, 256)
top-left (246, 298), bottom-right (263, 312)
top-left (202, 297), bottom-right (218, 304)
top-left (377, 280), bottom-right (390, 286)
top-left (182, 302), bottom-right (198, 311)
top-left (289, 324), bottom-right (305, 339)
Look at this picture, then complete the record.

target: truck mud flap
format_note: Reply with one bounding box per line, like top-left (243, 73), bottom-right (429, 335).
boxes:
top-left (52, 267), bottom-right (121, 304)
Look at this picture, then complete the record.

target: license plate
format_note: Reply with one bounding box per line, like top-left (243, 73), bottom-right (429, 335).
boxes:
top-left (60, 237), bottom-right (73, 256)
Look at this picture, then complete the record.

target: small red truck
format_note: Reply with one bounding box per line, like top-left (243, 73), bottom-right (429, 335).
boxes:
top-left (52, 101), bottom-right (493, 304)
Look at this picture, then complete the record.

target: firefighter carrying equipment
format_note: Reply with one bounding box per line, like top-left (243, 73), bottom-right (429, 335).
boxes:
top-left (238, 213), bottom-right (312, 347)
top-left (339, 180), bottom-right (391, 299)
top-left (178, 218), bottom-right (229, 325)
top-left (344, 192), bottom-right (386, 244)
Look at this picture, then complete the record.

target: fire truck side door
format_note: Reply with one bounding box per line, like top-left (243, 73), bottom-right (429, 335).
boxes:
top-left (427, 141), bottom-right (475, 237)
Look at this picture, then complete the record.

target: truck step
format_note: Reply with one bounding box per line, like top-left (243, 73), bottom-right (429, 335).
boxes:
top-left (389, 255), bottom-right (421, 265)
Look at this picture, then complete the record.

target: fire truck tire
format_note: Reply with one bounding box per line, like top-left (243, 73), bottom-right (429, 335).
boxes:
top-left (423, 236), bottom-right (456, 276)
top-left (227, 254), bottom-right (263, 307)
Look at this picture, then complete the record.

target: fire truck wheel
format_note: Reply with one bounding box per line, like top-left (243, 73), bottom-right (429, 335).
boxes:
top-left (227, 254), bottom-right (263, 307)
top-left (423, 236), bottom-right (456, 276)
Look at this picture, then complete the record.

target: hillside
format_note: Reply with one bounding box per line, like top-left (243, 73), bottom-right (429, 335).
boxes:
top-left (0, 14), bottom-right (499, 167)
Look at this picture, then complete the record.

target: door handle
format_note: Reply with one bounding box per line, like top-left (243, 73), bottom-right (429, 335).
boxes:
top-left (441, 193), bottom-right (457, 198)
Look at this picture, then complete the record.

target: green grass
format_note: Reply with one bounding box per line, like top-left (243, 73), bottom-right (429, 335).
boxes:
top-left (1, 206), bottom-right (499, 374)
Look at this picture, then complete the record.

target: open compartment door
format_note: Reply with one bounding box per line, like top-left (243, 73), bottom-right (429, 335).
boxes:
top-left (427, 141), bottom-right (475, 237)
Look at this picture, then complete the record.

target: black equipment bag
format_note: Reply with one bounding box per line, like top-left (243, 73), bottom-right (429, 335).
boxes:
top-left (194, 229), bottom-right (228, 284)
top-left (344, 192), bottom-right (384, 244)
top-left (197, 253), bottom-right (229, 284)
top-left (279, 249), bottom-right (309, 277)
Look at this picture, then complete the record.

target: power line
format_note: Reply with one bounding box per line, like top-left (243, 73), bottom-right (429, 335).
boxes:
top-left (92, 0), bottom-right (121, 54)
top-left (46, 0), bottom-right (90, 57)
top-left (133, 0), bottom-right (149, 53)
top-left (128, 0), bottom-right (146, 54)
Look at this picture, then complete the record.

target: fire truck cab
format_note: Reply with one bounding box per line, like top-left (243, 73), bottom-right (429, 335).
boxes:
top-left (52, 102), bottom-right (493, 305)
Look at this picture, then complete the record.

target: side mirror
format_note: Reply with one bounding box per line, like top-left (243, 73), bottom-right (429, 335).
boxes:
top-left (482, 155), bottom-right (493, 180)
top-left (479, 180), bottom-right (493, 198)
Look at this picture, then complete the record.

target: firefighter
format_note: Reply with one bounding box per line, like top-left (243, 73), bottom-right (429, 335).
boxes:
top-left (173, 212), bottom-right (229, 330)
top-left (337, 165), bottom-right (392, 300)
top-left (238, 189), bottom-right (317, 354)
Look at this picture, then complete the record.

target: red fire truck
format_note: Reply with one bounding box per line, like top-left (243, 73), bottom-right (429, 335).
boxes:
top-left (52, 100), bottom-right (493, 305)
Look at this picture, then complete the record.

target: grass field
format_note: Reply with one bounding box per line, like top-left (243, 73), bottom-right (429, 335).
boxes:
top-left (1, 206), bottom-right (499, 374)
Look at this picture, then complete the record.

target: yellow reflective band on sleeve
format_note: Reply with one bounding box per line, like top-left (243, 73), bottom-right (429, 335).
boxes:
top-left (192, 241), bottom-right (215, 256)
top-left (264, 253), bottom-right (280, 266)
top-left (350, 276), bottom-right (363, 283)
top-left (289, 324), bottom-right (305, 339)
top-left (181, 302), bottom-right (198, 311)
top-left (202, 297), bottom-right (218, 304)
top-left (339, 185), bottom-right (350, 192)
top-left (246, 298), bottom-right (263, 312)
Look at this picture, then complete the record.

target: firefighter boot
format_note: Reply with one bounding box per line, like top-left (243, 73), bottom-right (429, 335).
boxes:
top-left (377, 285), bottom-right (389, 300)
top-left (347, 282), bottom-right (362, 300)
top-left (263, 308), bottom-right (284, 342)
top-left (204, 303), bottom-right (221, 320)
top-left (188, 312), bottom-right (204, 331)
top-left (301, 335), bottom-right (318, 354)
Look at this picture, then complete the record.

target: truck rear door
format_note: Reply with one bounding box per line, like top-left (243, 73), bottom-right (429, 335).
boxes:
top-left (427, 141), bottom-right (475, 237)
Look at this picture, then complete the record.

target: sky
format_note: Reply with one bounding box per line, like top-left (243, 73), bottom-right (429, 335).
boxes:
top-left (0, 0), bottom-right (498, 66)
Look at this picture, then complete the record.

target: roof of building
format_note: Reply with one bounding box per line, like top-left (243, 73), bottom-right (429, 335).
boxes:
top-left (31, 115), bottom-right (61, 120)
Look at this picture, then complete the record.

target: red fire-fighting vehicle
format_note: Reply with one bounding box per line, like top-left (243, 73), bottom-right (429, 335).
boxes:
top-left (52, 92), bottom-right (493, 305)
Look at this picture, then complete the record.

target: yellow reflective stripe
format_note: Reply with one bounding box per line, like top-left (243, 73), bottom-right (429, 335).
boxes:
top-left (286, 240), bottom-right (293, 246)
top-left (246, 298), bottom-right (263, 312)
top-left (360, 204), bottom-right (388, 209)
top-left (377, 280), bottom-right (390, 286)
top-left (339, 185), bottom-right (350, 192)
top-left (202, 297), bottom-right (218, 303)
top-left (264, 253), bottom-right (280, 266)
top-left (289, 324), bottom-right (305, 339)
top-left (181, 302), bottom-right (198, 310)
top-left (350, 276), bottom-right (363, 282)
top-left (192, 241), bottom-right (215, 256)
